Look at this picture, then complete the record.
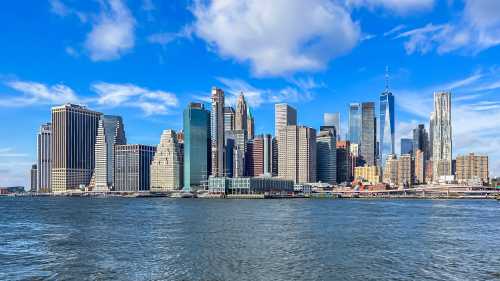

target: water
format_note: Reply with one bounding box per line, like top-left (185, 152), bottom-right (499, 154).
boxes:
top-left (1, 198), bottom-right (500, 281)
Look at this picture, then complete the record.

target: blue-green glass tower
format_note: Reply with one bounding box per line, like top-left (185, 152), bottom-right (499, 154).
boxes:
top-left (183, 103), bottom-right (210, 191)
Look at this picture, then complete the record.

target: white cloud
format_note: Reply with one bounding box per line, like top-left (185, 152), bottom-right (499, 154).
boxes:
top-left (85, 0), bottom-right (135, 61)
top-left (0, 148), bottom-right (29, 158)
top-left (347, 0), bottom-right (434, 14)
top-left (2, 80), bottom-right (79, 107)
top-left (191, 0), bottom-right (360, 76)
top-left (384, 25), bottom-right (407, 37)
top-left (49, 0), bottom-right (70, 16)
top-left (394, 0), bottom-right (500, 54)
top-left (91, 82), bottom-right (178, 115)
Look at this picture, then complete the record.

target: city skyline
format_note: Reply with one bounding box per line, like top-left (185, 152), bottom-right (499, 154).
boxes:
top-left (1, 1), bottom-right (500, 187)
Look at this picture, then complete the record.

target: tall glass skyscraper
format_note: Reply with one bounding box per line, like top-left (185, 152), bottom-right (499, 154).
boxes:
top-left (379, 90), bottom-right (395, 166)
top-left (360, 102), bottom-right (376, 166)
top-left (348, 103), bottom-right (362, 144)
top-left (183, 103), bottom-right (210, 191)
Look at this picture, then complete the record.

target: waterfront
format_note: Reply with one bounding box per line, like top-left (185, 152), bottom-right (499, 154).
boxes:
top-left (1, 198), bottom-right (500, 281)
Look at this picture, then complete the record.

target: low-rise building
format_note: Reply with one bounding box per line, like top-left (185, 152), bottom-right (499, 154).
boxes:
top-left (455, 153), bottom-right (489, 185)
top-left (354, 165), bottom-right (380, 185)
top-left (208, 176), bottom-right (294, 195)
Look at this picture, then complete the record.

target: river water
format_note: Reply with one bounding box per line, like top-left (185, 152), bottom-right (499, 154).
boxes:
top-left (1, 197), bottom-right (499, 281)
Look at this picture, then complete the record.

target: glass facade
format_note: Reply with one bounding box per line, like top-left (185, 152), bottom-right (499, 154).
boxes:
top-left (379, 91), bottom-right (395, 167)
top-left (348, 103), bottom-right (361, 144)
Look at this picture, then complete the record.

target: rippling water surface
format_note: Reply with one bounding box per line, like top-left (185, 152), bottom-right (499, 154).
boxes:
top-left (1, 198), bottom-right (499, 281)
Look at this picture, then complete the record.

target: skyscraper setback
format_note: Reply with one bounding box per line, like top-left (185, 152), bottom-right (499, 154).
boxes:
top-left (431, 91), bottom-right (452, 181)
top-left (51, 104), bottom-right (101, 193)
top-left (211, 87), bottom-right (225, 177)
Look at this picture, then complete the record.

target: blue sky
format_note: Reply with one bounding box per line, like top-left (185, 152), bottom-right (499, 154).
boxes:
top-left (1, 0), bottom-right (500, 187)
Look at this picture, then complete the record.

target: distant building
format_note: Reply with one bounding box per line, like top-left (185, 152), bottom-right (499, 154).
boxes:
top-left (208, 176), bottom-right (294, 195)
top-left (30, 164), bottom-right (37, 192)
top-left (211, 87), bottom-right (225, 177)
top-left (354, 165), bottom-right (380, 185)
top-left (274, 103), bottom-right (297, 137)
top-left (272, 136), bottom-right (278, 176)
top-left (431, 91), bottom-right (453, 181)
top-left (278, 125), bottom-right (316, 184)
top-left (455, 153), bottom-right (489, 185)
top-left (400, 138), bottom-right (413, 155)
top-left (93, 115), bottom-right (126, 191)
top-left (316, 128), bottom-right (337, 184)
top-left (114, 145), bottom-right (156, 192)
top-left (150, 130), bottom-right (183, 192)
top-left (223, 106), bottom-right (235, 132)
top-left (379, 90), bottom-right (395, 167)
top-left (413, 124), bottom-right (430, 160)
top-left (323, 112), bottom-right (340, 140)
top-left (246, 134), bottom-right (272, 177)
top-left (382, 154), bottom-right (398, 185)
top-left (183, 103), bottom-right (210, 191)
top-left (414, 149), bottom-right (425, 184)
top-left (235, 93), bottom-right (248, 132)
top-left (348, 103), bottom-right (362, 144)
top-left (37, 123), bottom-right (52, 193)
top-left (336, 141), bottom-right (353, 183)
top-left (360, 102), bottom-right (376, 166)
top-left (247, 106), bottom-right (255, 140)
top-left (226, 129), bottom-right (247, 177)
top-left (51, 104), bottom-right (101, 193)
top-left (398, 154), bottom-right (413, 188)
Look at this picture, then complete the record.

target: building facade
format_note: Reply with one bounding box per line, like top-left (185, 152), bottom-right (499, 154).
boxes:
top-left (30, 164), bottom-right (37, 191)
top-left (223, 106), bottom-right (235, 132)
top-left (348, 103), bottom-right (362, 144)
top-left (400, 138), bottom-right (414, 155)
top-left (93, 115), bottom-right (126, 191)
top-left (183, 103), bottom-right (210, 191)
top-left (414, 149), bottom-right (425, 184)
top-left (382, 154), bottom-right (398, 185)
top-left (37, 123), bottom-right (52, 193)
top-left (360, 102), bottom-right (376, 166)
top-left (235, 93), bottom-right (248, 132)
top-left (398, 154), bottom-right (413, 188)
top-left (274, 103), bottom-right (297, 137)
top-left (278, 125), bottom-right (316, 184)
top-left (336, 141), bottom-right (353, 183)
top-left (379, 91), bottom-right (395, 167)
top-left (316, 128), bottom-right (337, 184)
top-left (114, 145), bottom-right (156, 192)
top-left (323, 112), bottom-right (340, 140)
top-left (150, 130), bottom-right (183, 192)
top-left (413, 124), bottom-right (429, 160)
top-left (211, 87), bottom-right (225, 177)
top-left (51, 104), bottom-right (101, 193)
top-left (431, 91), bottom-right (453, 181)
top-left (455, 153), bottom-right (489, 184)
top-left (354, 165), bottom-right (380, 185)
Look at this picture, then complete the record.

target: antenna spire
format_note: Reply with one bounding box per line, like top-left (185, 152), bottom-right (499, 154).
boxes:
top-left (385, 65), bottom-right (390, 92)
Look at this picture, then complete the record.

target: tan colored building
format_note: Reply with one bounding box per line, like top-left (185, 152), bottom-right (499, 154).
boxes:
top-left (274, 103), bottom-right (297, 138)
top-left (355, 165), bottom-right (380, 185)
top-left (382, 154), bottom-right (398, 185)
top-left (150, 130), bottom-right (183, 192)
top-left (455, 153), bottom-right (489, 184)
top-left (414, 149), bottom-right (425, 184)
top-left (398, 154), bottom-right (413, 187)
top-left (278, 125), bottom-right (316, 184)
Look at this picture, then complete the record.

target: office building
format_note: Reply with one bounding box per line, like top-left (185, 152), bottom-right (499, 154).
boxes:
top-left (360, 102), bottom-right (376, 166)
top-left (30, 164), bottom-right (37, 192)
top-left (348, 103), bottom-right (362, 144)
top-left (336, 141), bottom-right (353, 183)
top-left (398, 154), bottom-right (413, 188)
top-left (235, 93), bottom-right (248, 132)
top-left (114, 145), bottom-right (156, 192)
top-left (272, 137), bottom-right (278, 176)
top-left (208, 176), bottom-right (294, 195)
top-left (211, 87), bottom-right (225, 177)
top-left (223, 106), bottom-right (235, 132)
top-left (183, 103), bottom-right (210, 191)
top-left (415, 149), bottom-right (425, 184)
top-left (36, 123), bottom-right (52, 193)
top-left (431, 91), bottom-right (453, 181)
top-left (150, 130), bottom-right (183, 192)
top-left (246, 137), bottom-right (264, 177)
top-left (316, 128), bottom-right (337, 184)
top-left (455, 153), bottom-right (489, 184)
top-left (278, 125), bottom-right (316, 184)
top-left (382, 154), bottom-right (398, 185)
top-left (51, 104), bottom-right (101, 193)
top-left (324, 112), bottom-right (341, 140)
top-left (354, 165), bottom-right (380, 185)
top-left (247, 107), bottom-right (255, 140)
top-left (400, 138), bottom-right (413, 155)
top-left (275, 103), bottom-right (297, 137)
top-left (379, 90), bottom-right (395, 166)
top-left (93, 115), bottom-right (126, 191)
top-left (413, 124), bottom-right (429, 160)
top-left (226, 129), bottom-right (247, 177)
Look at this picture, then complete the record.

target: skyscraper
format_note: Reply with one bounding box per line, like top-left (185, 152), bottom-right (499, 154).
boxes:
top-left (114, 144), bottom-right (156, 192)
top-left (246, 136), bottom-right (264, 177)
top-left (150, 130), bottom-right (183, 191)
top-left (30, 164), bottom-right (37, 192)
top-left (37, 123), bottom-right (52, 193)
top-left (400, 138), bottom-right (414, 155)
top-left (360, 102), bottom-right (376, 166)
top-left (247, 106), bottom-right (255, 140)
top-left (278, 125), bottom-right (316, 184)
top-left (413, 124), bottom-right (430, 160)
top-left (211, 87), bottom-right (225, 177)
top-left (316, 127), bottom-right (337, 184)
top-left (263, 134), bottom-right (273, 175)
top-left (51, 104), bottom-right (101, 193)
top-left (226, 129), bottom-right (247, 177)
top-left (348, 103), bottom-right (362, 144)
top-left (324, 112), bottom-right (340, 140)
top-left (223, 106), bottom-right (235, 132)
top-left (93, 115), bottom-right (126, 191)
top-left (235, 92), bottom-right (248, 132)
top-left (184, 103), bottom-right (210, 191)
top-left (336, 141), bottom-right (353, 183)
top-left (431, 91), bottom-right (452, 181)
top-left (274, 103), bottom-right (297, 137)
top-left (379, 90), bottom-right (395, 167)
top-left (398, 154), bottom-right (413, 188)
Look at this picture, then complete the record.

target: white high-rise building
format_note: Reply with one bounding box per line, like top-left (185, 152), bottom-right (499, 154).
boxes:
top-left (431, 92), bottom-right (452, 181)
top-left (93, 115), bottom-right (126, 191)
top-left (278, 125), bottom-right (316, 184)
top-left (37, 123), bottom-right (52, 193)
top-left (211, 87), bottom-right (225, 177)
top-left (150, 130), bottom-right (183, 191)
